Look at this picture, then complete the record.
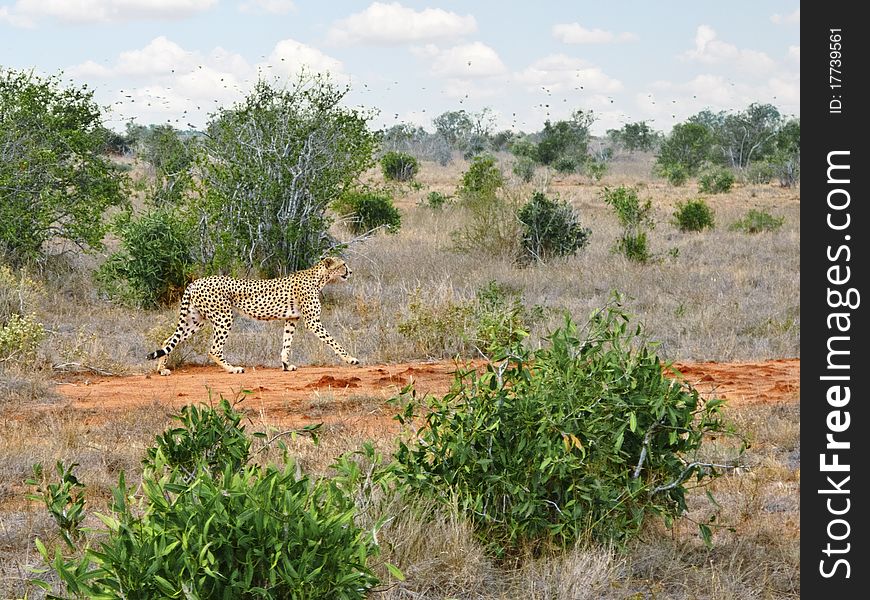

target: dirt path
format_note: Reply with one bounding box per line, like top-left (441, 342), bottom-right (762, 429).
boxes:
top-left (51, 358), bottom-right (800, 428)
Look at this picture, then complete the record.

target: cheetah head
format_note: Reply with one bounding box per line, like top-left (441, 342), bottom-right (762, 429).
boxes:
top-left (321, 256), bottom-right (352, 282)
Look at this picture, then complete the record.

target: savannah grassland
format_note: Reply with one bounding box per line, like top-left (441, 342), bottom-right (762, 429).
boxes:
top-left (0, 152), bottom-right (799, 598)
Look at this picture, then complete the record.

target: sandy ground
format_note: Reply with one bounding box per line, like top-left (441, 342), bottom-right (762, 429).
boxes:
top-left (50, 358), bottom-right (800, 429)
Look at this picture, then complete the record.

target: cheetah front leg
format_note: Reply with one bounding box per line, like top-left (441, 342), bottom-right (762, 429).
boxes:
top-left (305, 318), bottom-right (359, 365)
top-left (281, 318), bottom-right (298, 371)
top-left (208, 310), bottom-right (245, 374)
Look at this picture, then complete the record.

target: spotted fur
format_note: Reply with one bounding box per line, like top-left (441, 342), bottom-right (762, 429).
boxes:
top-left (146, 257), bottom-right (358, 376)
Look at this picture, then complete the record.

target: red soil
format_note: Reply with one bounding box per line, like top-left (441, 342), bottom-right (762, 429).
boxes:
top-left (51, 358), bottom-right (800, 428)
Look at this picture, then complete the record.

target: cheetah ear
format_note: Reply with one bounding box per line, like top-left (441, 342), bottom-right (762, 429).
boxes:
top-left (321, 256), bottom-right (341, 268)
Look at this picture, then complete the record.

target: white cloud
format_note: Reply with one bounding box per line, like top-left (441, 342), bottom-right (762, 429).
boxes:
top-left (681, 25), bottom-right (776, 75)
top-left (239, 0), bottom-right (295, 15)
top-left (514, 54), bottom-right (622, 94)
top-left (68, 36), bottom-right (345, 130)
top-left (262, 38), bottom-right (345, 79)
top-left (771, 8), bottom-right (800, 25)
top-left (327, 2), bottom-right (476, 45)
top-left (552, 22), bottom-right (637, 44)
top-left (635, 71), bottom-right (799, 129)
top-left (2, 0), bottom-right (217, 25)
top-left (788, 45), bottom-right (800, 62)
top-left (69, 36), bottom-right (199, 78)
top-left (0, 5), bottom-right (35, 27)
top-left (428, 42), bottom-right (506, 78)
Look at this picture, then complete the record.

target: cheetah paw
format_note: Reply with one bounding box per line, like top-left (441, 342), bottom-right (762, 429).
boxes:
top-left (282, 362), bottom-right (298, 372)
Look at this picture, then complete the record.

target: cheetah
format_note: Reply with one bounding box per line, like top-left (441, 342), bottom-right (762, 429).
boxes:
top-left (146, 256), bottom-right (359, 376)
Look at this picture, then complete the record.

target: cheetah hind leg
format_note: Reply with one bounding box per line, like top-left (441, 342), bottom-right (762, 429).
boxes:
top-left (147, 305), bottom-right (205, 376)
top-left (208, 310), bottom-right (244, 374)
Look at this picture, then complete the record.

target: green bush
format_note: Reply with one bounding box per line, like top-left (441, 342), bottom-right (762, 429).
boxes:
top-left (603, 187), bottom-right (654, 263)
top-left (0, 68), bottom-right (127, 263)
top-left (458, 155), bottom-right (504, 200)
top-left (602, 186), bottom-right (654, 230)
top-left (658, 163), bottom-right (688, 186)
top-left (95, 207), bottom-right (194, 308)
top-left (472, 281), bottom-right (544, 354)
top-left (729, 209), bottom-right (784, 233)
top-left (616, 231), bottom-right (650, 263)
top-left (333, 190), bottom-right (402, 234)
top-left (0, 312), bottom-right (45, 364)
top-left (422, 191), bottom-right (450, 209)
top-left (31, 399), bottom-right (382, 598)
top-left (380, 151), bottom-right (419, 182)
top-left (672, 199), bottom-right (715, 232)
top-left (698, 167), bottom-right (735, 194)
top-left (512, 156), bottom-right (537, 182)
top-left (145, 399), bottom-right (254, 479)
top-left (553, 156), bottom-right (579, 174)
top-left (517, 192), bottom-right (591, 263)
top-left (194, 75), bottom-right (377, 277)
top-left (392, 298), bottom-right (738, 554)
top-left (0, 265), bottom-right (42, 323)
top-left (585, 159), bottom-right (607, 182)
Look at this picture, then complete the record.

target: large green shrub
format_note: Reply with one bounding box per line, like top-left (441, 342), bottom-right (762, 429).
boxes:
top-left (393, 299), bottom-right (738, 554)
top-left (333, 190), bottom-right (401, 234)
top-left (194, 75), bottom-right (377, 277)
top-left (0, 68), bottom-right (126, 263)
top-left (95, 207), bottom-right (194, 308)
top-left (380, 151), bottom-right (419, 182)
top-left (517, 192), bottom-right (591, 263)
top-left (672, 199), bottom-right (715, 232)
top-left (31, 399), bottom-right (382, 598)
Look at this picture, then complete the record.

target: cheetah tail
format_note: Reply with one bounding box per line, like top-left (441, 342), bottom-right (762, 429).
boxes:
top-left (146, 286), bottom-right (192, 361)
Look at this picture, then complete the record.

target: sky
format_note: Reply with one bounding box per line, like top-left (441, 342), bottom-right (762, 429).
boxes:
top-left (0, 1), bottom-right (800, 135)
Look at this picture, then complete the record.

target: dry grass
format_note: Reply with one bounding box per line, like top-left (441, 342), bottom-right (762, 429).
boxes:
top-left (0, 152), bottom-right (799, 598)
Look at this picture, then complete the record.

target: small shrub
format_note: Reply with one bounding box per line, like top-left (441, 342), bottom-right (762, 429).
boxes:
top-left (0, 264), bottom-right (43, 323)
top-left (458, 155), bottom-right (504, 200)
top-left (380, 151), bottom-right (419, 182)
top-left (616, 232), bottom-right (650, 263)
top-left (517, 192), bottom-right (591, 263)
top-left (698, 167), bottom-right (735, 194)
top-left (95, 207), bottom-right (194, 308)
top-left (730, 209), bottom-right (785, 233)
top-left (512, 156), bottom-right (536, 182)
top-left (657, 163), bottom-right (688, 186)
top-left (393, 298), bottom-right (740, 554)
top-left (603, 187), bottom-right (654, 263)
top-left (472, 281), bottom-right (544, 355)
top-left (0, 313), bottom-right (45, 363)
top-left (585, 159), bottom-right (607, 182)
top-left (553, 156), bottom-right (579, 174)
top-left (672, 199), bottom-right (715, 232)
top-left (602, 186), bottom-right (654, 230)
top-left (422, 190), bottom-right (451, 209)
top-left (333, 190), bottom-right (402, 234)
top-left (26, 462), bottom-right (86, 548)
top-left (451, 182), bottom-right (521, 258)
